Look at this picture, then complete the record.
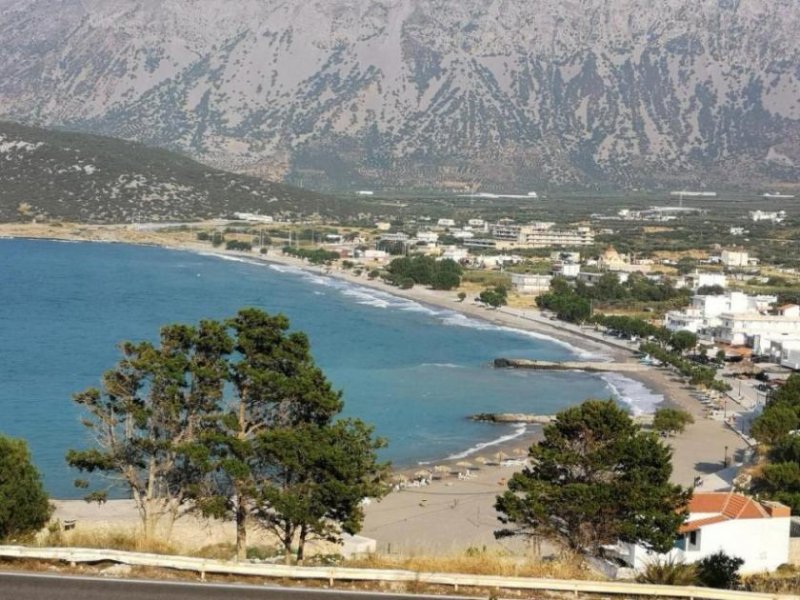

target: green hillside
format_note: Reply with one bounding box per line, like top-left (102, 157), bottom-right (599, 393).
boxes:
top-left (0, 121), bottom-right (362, 223)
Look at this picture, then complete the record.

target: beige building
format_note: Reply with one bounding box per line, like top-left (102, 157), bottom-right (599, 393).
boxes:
top-left (485, 222), bottom-right (594, 248)
top-left (510, 273), bottom-right (553, 294)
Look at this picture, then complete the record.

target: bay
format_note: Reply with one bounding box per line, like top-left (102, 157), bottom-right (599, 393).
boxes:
top-left (0, 239), bottom-right (654, 497)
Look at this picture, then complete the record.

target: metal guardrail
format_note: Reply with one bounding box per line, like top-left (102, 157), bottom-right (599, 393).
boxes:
top-left (0, 546), bottom-right (795, 600)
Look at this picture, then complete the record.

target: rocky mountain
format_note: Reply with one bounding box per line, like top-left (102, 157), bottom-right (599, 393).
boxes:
top-left (1, 0), bottom-right (799, 192)
top-left (0, 121), bottom-right (360, 222)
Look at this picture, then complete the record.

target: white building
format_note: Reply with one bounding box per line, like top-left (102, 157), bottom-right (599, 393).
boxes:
top-left (676, 271), bottom-right (728, 291)
top-left (467, 218), bottom-right (486, 229)
top-left (750, 210), bottom-right (785, 223)
top-left (415, 231), bottom-right (439, 244)
top-left (718, 304), bottom-right (800, 346)
top-left (361, 249), bottom-right (388, 261)
top-left (478, 255), bottom-right (522, 269)
top-left (375, 221), bottom-right (392, 231)
top-left (730, 226), bottom-right (746, 236)
top-left (721, 250), bottom-right (750, 268)
top-left (440, 247), bottom-right (469, 262)
top-left (436, 218), bottom-right (456, 228)
top-left (552, 261), bottom-right (581, 278)
top-left (489, 222), bottom-right (595, 248)
top-left (665, 291), bottom-right (777, 334)
top-left (233, 212), bottom-right (273, 223)
top-left (611, 493), bottom-right (791, 574)
top-left (510, 273), bottom-right (552, 294)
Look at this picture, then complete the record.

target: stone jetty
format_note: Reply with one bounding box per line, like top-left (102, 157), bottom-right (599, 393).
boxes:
top-left (470, 413), bottom-right (554, 424)
top-left (493, 358), bottom-right (650, 373)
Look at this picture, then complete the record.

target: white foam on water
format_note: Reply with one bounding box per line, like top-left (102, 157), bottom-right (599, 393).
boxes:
top-left (218, 256), bottom-right (600, 361)
top-left (601, 372), bottom-right (664, 416)
top-left (419, 362), bottom-right (464, 369)
top-left (198, 252), bottom-right (262, 267)
top-left (442, 424), bottom-right (529, 461)
top-left (438, 311), bottom-right (599, 359)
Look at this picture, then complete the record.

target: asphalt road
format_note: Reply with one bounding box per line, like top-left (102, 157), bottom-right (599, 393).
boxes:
top-left (0, 572), bottom-right (473, 600)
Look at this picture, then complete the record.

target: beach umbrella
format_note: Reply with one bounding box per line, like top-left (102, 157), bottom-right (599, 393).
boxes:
top-left (414, 469), bottom-right (431, 478)
top-left (392, 474), bottom-right (408, 484)
top-left (494, 451), bottom-right (509, 462)
top-left (455, 460), bottom-right (473, 470)
top-left (474, 456), bottom-right (489, 465)
top-left (433, 465), bottom-right (450, 477)
top-left (513, 447), bottom-right (529, 457)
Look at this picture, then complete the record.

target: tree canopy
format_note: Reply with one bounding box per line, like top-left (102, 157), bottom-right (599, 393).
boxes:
top-left (750, 373), bottom-right (800, 513)
top-left (68, 309), bottom-right (389, 560)
top-left (495, 399), bottom-right (689, 554)
top-left (0, 434), bottom-right (51, 541)
top-left (385, 256), bottom-right (462, 290)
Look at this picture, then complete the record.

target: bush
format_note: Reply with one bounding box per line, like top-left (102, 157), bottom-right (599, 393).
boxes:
top-left (637, 557), bottom-right (697, 586)
top-left (367, 269), bottom-right (380, 280)
top-left (0, 434), bottom-right (52, 541)
top-left (653, 408), bottom-right (695, 436)
top-left (399, 278), bottom-right (415, 289)
top-left (696, 551), bottom-right (744, 589)
top-left (226, 240), bottom-right (252, 252)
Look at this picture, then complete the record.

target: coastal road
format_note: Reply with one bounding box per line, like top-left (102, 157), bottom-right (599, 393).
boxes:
top-left (0, 572), bottom-right (478, 600)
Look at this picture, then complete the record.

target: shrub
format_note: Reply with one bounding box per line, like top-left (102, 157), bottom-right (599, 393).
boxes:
top-left (399, 277), bottom-right (415, 289)
top-left (696, 551), bottom-right (744, 589)
top-left (637, 557), bottom-right (697, 586)
top-left (0, 434), bottom-right (52, 542)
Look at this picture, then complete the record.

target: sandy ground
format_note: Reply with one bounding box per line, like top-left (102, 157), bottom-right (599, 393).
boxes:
top-left (2, 223), bottom-right (750, 556)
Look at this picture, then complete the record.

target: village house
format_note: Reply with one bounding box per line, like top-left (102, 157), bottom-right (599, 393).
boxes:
top-left (665, 291), bottom-right (777, 335)
top-left (609, 492), bottom-right (792, 574)
top-left (510, 273), bottom-right (552, 295)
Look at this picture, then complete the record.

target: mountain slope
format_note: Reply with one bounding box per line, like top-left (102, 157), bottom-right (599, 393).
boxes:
top-left (1, 0), bottom-right (799, 191)
top-left (0, 121), bottom-right (351, 222)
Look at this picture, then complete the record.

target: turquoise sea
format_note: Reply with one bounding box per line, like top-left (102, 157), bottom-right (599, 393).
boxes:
top-left (0, 239), bottom-right (662, 497)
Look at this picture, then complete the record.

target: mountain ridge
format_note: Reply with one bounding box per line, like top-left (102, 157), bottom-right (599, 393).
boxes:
top-left (1, 0), bottom-right (799, 191)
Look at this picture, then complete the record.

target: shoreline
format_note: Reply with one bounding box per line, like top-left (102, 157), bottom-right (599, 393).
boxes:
top-left (2, 224), bottom-right (752, 554)
top-left (2, 227), bottom-right (748, 481)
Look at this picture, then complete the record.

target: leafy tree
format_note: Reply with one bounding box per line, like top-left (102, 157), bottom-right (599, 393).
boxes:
top-left (480, 286), bottom-right (508, 308)
top-left (676, 257), bottom-right (698, 275)
top-left (226, 240), bottom-right (253, 252)
top-left (754, 462), bottom-right (800, 513)
top-left (670, 331), bottom-right (698, 354)
top-left (652, 408), bottom-right (695, 436)
top-left (398, 277), bottom-right (414, 289)
top-left (367, 269), bottom-right (380, 280)
top-left (697, 285), bottom-right (725, 296)
top-left (495, 399), bottom-right (689, 554)
top-left (457, 292), bottom-right (467, 302)
top-left (254, 420), bottom-right (388, 562)
top-left (751, 405), bottom-right (799, 446)
top-left (385, 256), bottom-right (462, 289)
top-left (67, 321), bottom-right (232, 539)
top-left (695, 551), bottom-right (744, 589)
top-left (0, 434), bottom-right (51, 541)
top-left (193, 309), bottom-right (386, 561)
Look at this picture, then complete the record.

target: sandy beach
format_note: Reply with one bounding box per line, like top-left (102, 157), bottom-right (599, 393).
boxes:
top-left (1, 223), bottom-right (750, 557)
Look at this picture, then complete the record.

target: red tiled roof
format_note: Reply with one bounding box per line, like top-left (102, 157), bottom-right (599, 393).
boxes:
top-left (679, 515), bottom-right (727, 533)
top-left (679, 493), bottom-right (772, 533)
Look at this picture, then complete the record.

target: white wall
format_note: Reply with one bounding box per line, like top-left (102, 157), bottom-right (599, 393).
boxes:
top-left (624, 517), bottom-right (790, 574)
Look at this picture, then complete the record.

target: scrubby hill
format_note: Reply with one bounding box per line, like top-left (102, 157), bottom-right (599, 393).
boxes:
top-left (0, 121), bottom-right (356, 222)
